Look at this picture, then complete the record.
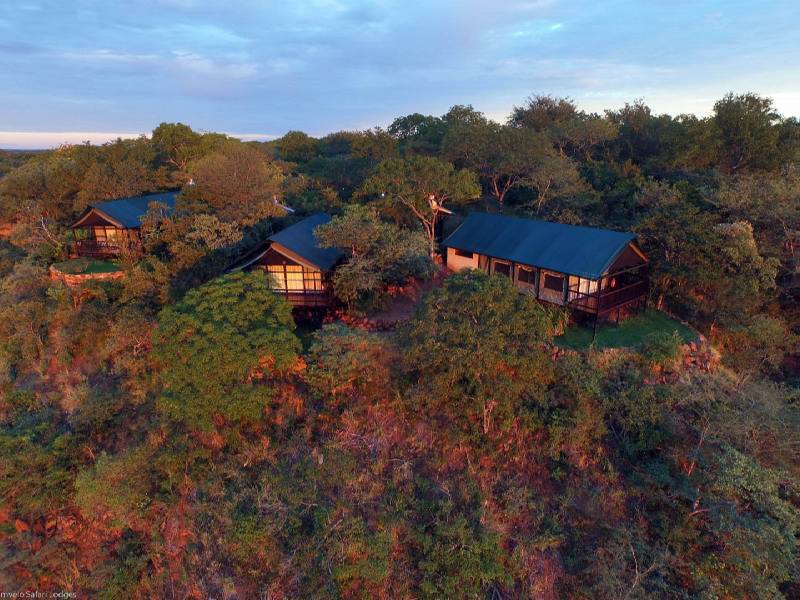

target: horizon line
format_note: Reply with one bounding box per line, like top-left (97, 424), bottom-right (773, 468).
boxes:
top-left (0, 130), bottom-right (279, 150)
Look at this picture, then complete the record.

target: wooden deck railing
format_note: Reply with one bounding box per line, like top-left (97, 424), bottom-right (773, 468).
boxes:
top-left (70, 239), bottom-right (122, 259)
top-left (567, 279), bottom-right (649, 314)
top-left (272, 289), bottom-right (333, 307)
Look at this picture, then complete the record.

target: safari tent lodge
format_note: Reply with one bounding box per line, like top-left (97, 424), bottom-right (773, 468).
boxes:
top-left (233, 213), bottom-right (343, 307)
top-left (442, 212), bottom-right (649, 320)
top-left (68, 191), bottom-right (177, 258)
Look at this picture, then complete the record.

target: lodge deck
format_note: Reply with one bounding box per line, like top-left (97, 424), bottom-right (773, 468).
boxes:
top-left (566, 279), bottom-right (649, 315)
top-left (70, 239), bottom-right (125, 259)
top-left (276, 290), bottom-right (333, 307)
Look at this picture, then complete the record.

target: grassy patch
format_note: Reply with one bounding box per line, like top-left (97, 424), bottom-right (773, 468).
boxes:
top-left (52, 258), bottom-right (121, 275)
top-left (556, 309), bottom-right (698, 351)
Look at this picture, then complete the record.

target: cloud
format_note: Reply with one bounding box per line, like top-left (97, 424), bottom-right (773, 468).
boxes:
top-left (171, 50), bottom-right (257, 80)
top-left (59, 49), bottom-right (160, 65)
top-left (56, 46), bottom-right (265, 98)
top-left (1, 0), bottom-right (799, 136)
top-left (125, 22), bottom-right (251, 47)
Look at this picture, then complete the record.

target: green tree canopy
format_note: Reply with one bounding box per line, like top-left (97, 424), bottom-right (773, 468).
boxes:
top-left (304, 323), bottom-right (398, 403)
top-left (634, 181), bottom-right (722, 318)
top-left (709, 221), bottom-right (779, 326)
top-left (359, 156), bottom-right (480, 256)
top-left (349, 128), bottom-right (400, 162)
top-left (183, 143), bottom-right (286, 226)
top-left (713, 92), bottom-right (782, 173)
top-left (444, 119), bottom-right (572, 204)
top-left (274, 130), bottom-right (319, 163)
top-left (510, 95), bottom-right (619, 161)
top-left (152, 271), bottom-right (301, 430)
top-left (402, 269), bottom-right (563, 438)
top-left (509, 94), bottom-right (579, 131)
top-left (150, 122), bottom-right (224, 182)
top-left (388, 113), bottom-right (448, 156)
top-left (315, 204), bottom-right (432, 308)
top-left (714, 169), bottom-right (800, 267)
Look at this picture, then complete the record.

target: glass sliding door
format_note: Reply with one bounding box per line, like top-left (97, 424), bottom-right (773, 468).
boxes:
top-left (568, 276), bottom-right (598, 300)
top-left (567, 275), bottom-right (599, 311)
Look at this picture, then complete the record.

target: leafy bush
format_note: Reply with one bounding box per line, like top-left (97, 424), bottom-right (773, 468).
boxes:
top-left (152, 271), bottom-right (301, 430)
top-left (640, 330), bottom-right (683, 369)
top-left (316, 204), bottom-right (433, 310)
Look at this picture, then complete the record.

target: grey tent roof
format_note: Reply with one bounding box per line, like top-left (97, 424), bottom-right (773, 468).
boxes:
top-left (443, 212), bottom-right (639, 279)
top-left (87, 191), bottom-right (178, 228)
top-left (268, 213), bottom-right (344, 271)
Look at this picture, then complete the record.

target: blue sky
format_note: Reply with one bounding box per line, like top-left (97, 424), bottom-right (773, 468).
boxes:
top-left (1, 0), bottom-right (799, 148)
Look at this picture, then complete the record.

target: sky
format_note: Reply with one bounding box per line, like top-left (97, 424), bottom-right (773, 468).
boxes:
top-left (1, 0), bottom-right (799, 149)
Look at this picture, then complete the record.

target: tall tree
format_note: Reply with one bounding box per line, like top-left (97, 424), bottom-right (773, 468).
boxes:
top-left (151, 122), bottom-right (203, 174)
top-left (604, 100), bottom-right (705, 172)
top-left (550, 114), bottom-right (619, 160)
top-left (442, 104), bottom-right (487, 128)
top-left (315, 204), bottom-right (432, 308)
top-left (76, 137), bottom-right (162, 206)
top-left (715, 170), bottom-right (800, 278)
top-left (525, 152), bottom-right (586, 213)
top-left (708, 221), bottom-right (780, 327)
top-left (274, 130), bottom-right (319, 163)
top-left (388, 113), bottom-right (447, 156)
top-left (444, 120), bottom-right (568, 204)
top-left (634, 181), bottom-right (722, 315)
top-left (713, 92), bottom-right (781, 173)
top-left (509, 94), bottom-right (579, 131)
top-left (349, 128), bottom-right (400, 162)
top-left (359, 156), bottom-right (480, 256)
top-left (151, 123), bottom-right (228, 184)
top-left (184, 143), bottom-right (285, 226)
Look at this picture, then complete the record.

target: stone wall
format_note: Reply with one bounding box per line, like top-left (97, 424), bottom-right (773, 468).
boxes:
top-left (49, 265), bottom-right (124, 287)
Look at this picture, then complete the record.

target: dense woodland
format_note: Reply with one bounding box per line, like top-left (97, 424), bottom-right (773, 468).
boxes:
top-left (0, 93), bottom-right (798, 598)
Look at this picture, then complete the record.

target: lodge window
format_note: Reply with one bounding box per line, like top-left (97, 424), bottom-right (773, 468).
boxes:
top-left (303, 270), bottom-right (323, 291)
top-left (493, 261), bottom-right (511, 277)
top-left (266, 264), bottom-right (324, 293)
top-left (543, 273), bottom-right (564, 292)
top-left (517, 266), bottom-right (535, 285)
top-left (454, 249), bottom-right (473, 259)
top-left (92, 226), bottom-right (121, 242)
top-left (266, 265), bottom-right (287, 290)
top-left (284, 265), bottom-right (304, 291)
